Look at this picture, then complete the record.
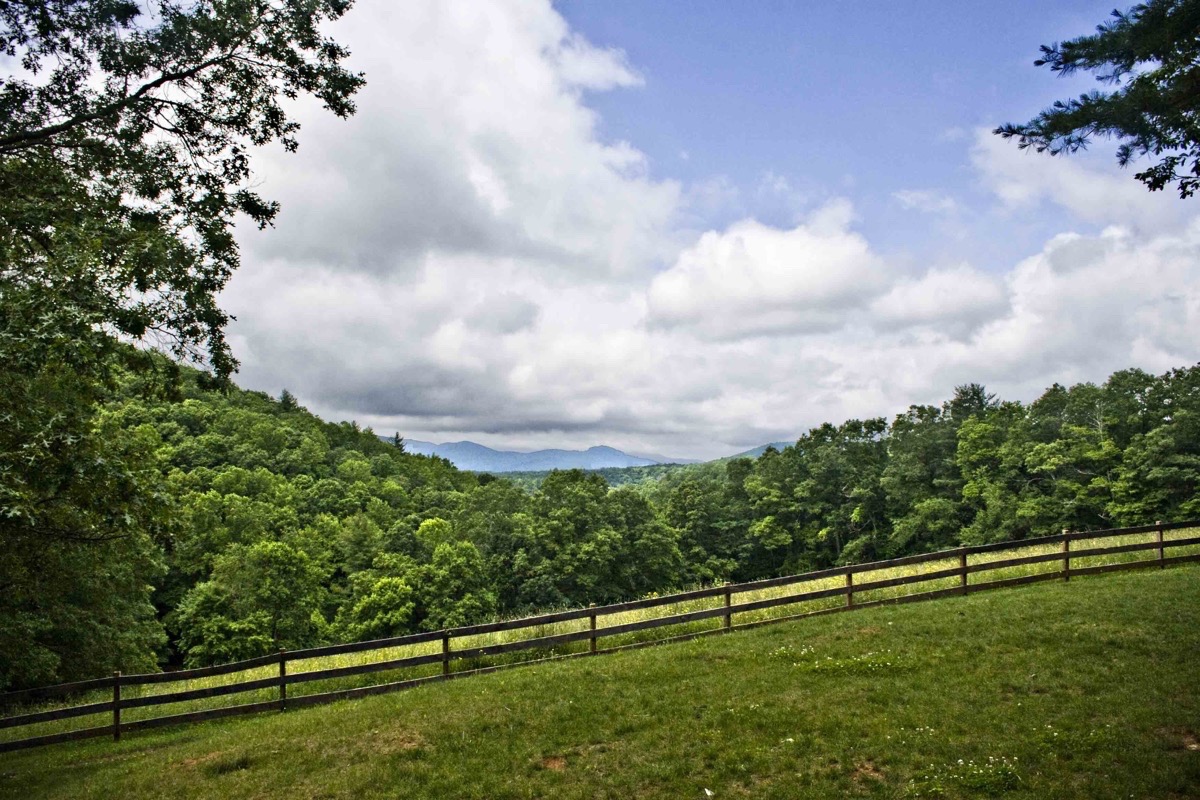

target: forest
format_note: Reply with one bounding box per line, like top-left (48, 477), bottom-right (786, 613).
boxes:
top-left (2, 360), bottom-right (1196, 691)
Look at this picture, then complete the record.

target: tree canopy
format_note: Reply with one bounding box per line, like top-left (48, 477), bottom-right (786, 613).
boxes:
top-left (0, 0), bottom-right (361, 688)
top-left (995, 0), bottom-right (1200, 198)
top-left (3, 357), bottom-right (1198, 687)
top-left (1, 0), bottom-right (363, 373)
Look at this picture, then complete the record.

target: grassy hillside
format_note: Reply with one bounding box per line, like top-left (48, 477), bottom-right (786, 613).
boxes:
top-left (6, 525), bottom-right (1192, 748)
top-left (2, 565), bottom-right (1197, 799)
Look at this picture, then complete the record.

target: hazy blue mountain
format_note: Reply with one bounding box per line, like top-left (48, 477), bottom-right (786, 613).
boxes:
top-left (401, 440), bottom-right (684, 472)
top-left (392, 437), bottom-right (789, 472)
top-left (724, 441), bottom-right (794, 460)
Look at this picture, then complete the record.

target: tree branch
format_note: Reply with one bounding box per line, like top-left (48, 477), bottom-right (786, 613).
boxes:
top-left (0, 44), bottom-right (248, 154)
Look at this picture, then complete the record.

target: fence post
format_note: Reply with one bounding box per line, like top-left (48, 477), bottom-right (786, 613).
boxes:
top-left (112, 671), bottom-right (121, 742)
top-left (1157, 520), bottom-right (1165, 568)
top-left (1062, 529), bottom-right (1071, 582)
top-left (442, 632), bottom-right (451, 677)
top-left (959, 549), bottom-right (969, 596)
top-left (723, 584), bottom-right (732, 629)
top-left (278, 649), bottom-right (287, 711)
top-left (589, 604), bottom-right (598, 653)
top-left (845, 571), bottom-right (854, 608)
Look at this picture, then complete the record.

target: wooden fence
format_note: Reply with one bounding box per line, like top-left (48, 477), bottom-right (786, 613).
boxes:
top-left (2, 519), bottom-right (1198, 753)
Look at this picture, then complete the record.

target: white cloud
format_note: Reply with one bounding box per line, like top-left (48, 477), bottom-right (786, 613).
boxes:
top-left (232, 211), bottom-right (1200, 459)
top-left (971, 128), bottom-right (1188, 234)
top-left (219, 4), bottom-right (1200, 461)
top-left (552, 32), bottom-right (642, 90)
top-left (239, 0), bottom-right (679, 279)
top-left (869, 264), bottom-right (1006, 336)
top-left (645, 200), bottom-right (886, 339)
top-left (969, 223), bottom-right (1200, 380)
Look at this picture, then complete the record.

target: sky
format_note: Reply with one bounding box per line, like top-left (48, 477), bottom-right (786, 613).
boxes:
top-left (221, 1), bottom-right (1200, 461)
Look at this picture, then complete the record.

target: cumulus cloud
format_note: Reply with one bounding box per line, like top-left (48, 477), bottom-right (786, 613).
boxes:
top-left (220, 3), bottom-right (1200, 460)
top-left (239, 0), bottom-right (678, 278)
top-left (970, 128), bottom-right (1188, 234)
top-left (869, 264), bottom-right (1007, 337)
top-left (645, 200), bottom-right (886, 339)
top-left (969, 224), bottom-right (1200, 381)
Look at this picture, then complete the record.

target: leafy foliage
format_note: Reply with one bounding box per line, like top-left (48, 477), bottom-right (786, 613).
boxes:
top-left (4, 361), bottom-right (1200, 685)
top-left (1, 0), bottom-right (363, 371)
top-left (996, 0), bottom-right (1200, 197)
top-left (0, 0), bottom-right (361, 688)
top-left (0, 299), bottom-right (170, 686)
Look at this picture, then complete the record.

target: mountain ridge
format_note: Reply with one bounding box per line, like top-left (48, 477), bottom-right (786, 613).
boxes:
top-left (388, 437), bottom-right (792, 472)
top-left (400, 439), bottom-right (699, 472)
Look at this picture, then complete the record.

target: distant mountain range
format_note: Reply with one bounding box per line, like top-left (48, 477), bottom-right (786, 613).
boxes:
top-left (389, 438), bottom-right (794, 473)
top-left (401, 440), bottom-right (700, 473)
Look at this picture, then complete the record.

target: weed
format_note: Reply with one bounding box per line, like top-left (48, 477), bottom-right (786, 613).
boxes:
top-left (906, 755), bottom-right (1023, 797)
top-left (794, 649), bottom-right (912, 675)
top-left (766, 644), bottom-right (813, 662)
top-left (1035, 722), bottom-right (1115, 756)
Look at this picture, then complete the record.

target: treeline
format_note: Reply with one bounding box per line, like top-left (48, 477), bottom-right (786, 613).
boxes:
top-left (55, 370), bottom-right (683, 678)
top-left (642, 369), bottom-right (1199, 583)
top-left (3, 363), bottom-right (1197, 689)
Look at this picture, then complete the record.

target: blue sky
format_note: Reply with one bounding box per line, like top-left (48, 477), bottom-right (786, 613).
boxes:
top-left (222, 1), bottom-right (1200, 459)
top-left (559, 1), bottom-right (1125, 262)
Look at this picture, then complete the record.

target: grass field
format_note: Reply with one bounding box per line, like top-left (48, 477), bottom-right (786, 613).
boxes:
top-left (3, 526), bottom-right (1198, 750)
top-left (1, 563), bottom-right (1197, 798)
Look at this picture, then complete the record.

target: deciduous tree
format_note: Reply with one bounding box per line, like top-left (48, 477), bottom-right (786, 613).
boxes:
top-left (0, 0), bottom-right (361, 687)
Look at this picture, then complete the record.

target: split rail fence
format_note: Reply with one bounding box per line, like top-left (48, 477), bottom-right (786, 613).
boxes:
top-left (3, 518), bottom-right (1199, 752)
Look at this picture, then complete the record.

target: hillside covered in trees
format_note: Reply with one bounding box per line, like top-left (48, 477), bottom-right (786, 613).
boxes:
top-left (2, 361), bottom-right (1197, 691)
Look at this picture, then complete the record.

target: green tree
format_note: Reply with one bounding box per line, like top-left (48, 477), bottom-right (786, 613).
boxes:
top-left (664, 475), bottom-right (739, 584)
top-left (336, 514), bottom-right (385, 574)
top-left (450, 481), bottom-right (537, 611)
top-left (744, 420), bottom-right (890, 571)
top-left (1099, 368), bottom-right (1160, 448)
top-left (279, 390), bottom-right (299, 412)
top-left (415, 542), bottom-right (497, 631)
top-left (0, 410), bottom-right (169, 688)
top-left (1110, 366), bottom-right (1200, 522)
top-left (883, 385), bottom-right (998, 554)
top-left (603, 487), bottom-right (684, 598)
top-left (1, 0), bottom-right (361, 686)
top-left (415, 517), bottom-right (458, 555)
top-left (333, 576), bottom-right (416, 642)
top-left (957, 402), bottom-right (1035, 545)
top-left (526, 470), bottom-right (625, 605)
top-left (172, 539), bottom-right (327, 666)
top-left (883, 405), bottom-right (959, 553)
top-left (996, 0), bottom-right (1200, 198)
top-left (1, 0), bottom-right (363, 370)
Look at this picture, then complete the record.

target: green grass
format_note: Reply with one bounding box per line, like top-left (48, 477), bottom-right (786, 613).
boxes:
top-left (1, 564), bottom-right (1198, 799)
top-left (3, 527), bottom-right (1198, 749)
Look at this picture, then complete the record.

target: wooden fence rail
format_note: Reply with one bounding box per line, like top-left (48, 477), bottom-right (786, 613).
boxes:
top-left (2, 519), bottom-right (1199, 753)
